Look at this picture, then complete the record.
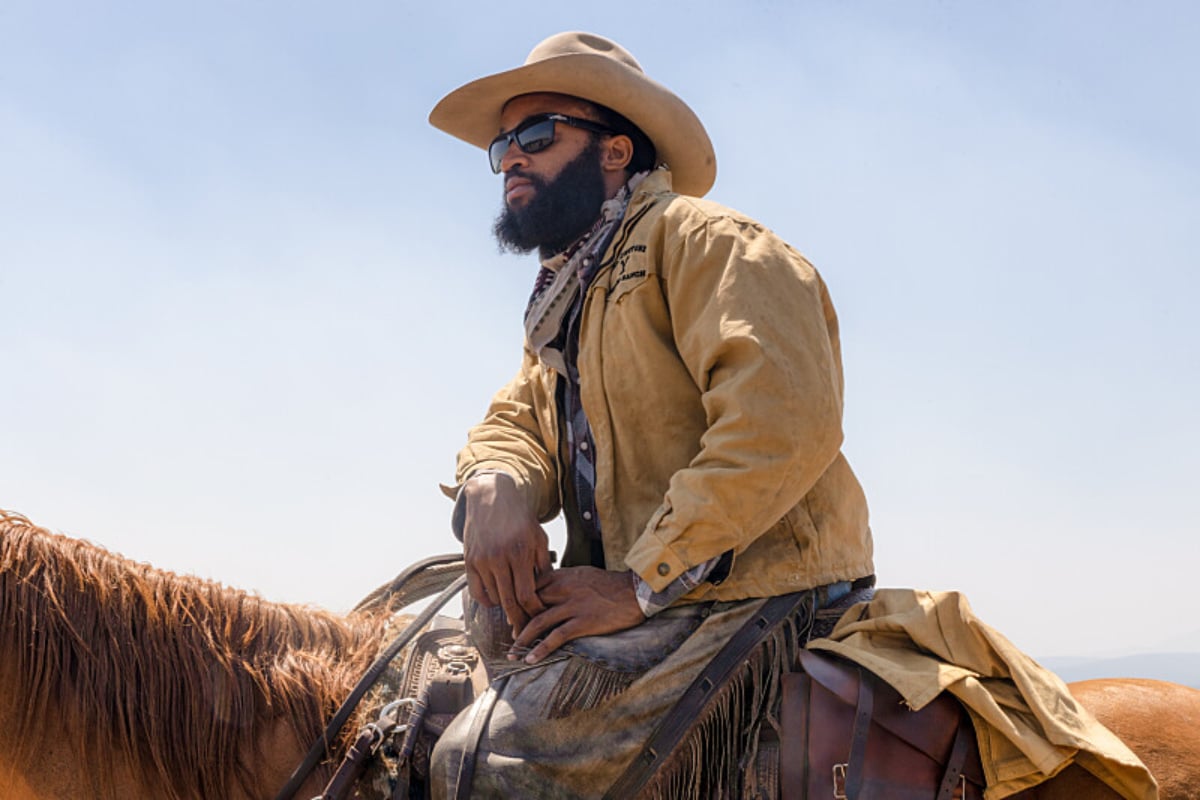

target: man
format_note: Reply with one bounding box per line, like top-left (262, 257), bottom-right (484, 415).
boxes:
top-left (428, 31), bottom-right (873, 798)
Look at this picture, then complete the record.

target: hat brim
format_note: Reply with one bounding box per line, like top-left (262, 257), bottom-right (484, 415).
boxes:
top-left (429, 52), bottom-right (716, 197)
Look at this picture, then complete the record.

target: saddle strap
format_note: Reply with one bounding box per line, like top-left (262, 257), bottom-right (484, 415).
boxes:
top-left (316, 708), bottom-right (397, 800)
top-left (936, 722), bottom-right (973, 800)
top-left (843, 668), bottom-right (972, 800)
top-left (451, 675), bottom-right (507, 800)
top-left (844, 669), bottom-right (875, 799)
top-left (603, 591), bottom-right (813, 800)
top-left (274, 572), bottom-right (467, 800)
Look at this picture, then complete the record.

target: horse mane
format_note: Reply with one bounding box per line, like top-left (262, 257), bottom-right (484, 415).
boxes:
top-left (0, 509), bottom-right (387, 799)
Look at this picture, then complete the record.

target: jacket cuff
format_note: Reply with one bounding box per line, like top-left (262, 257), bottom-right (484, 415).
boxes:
top-left (633, 550), bottom-right (730, 615)
top-left (625, 535), bottom-right (693, 593)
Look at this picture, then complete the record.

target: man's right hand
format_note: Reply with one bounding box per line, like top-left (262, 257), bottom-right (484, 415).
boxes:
top-left (459, 471), bottom-right (552, 637)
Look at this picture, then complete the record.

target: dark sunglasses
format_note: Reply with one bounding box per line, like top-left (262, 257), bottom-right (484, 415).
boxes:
top-left (488, 113), bottom-right (615, 173)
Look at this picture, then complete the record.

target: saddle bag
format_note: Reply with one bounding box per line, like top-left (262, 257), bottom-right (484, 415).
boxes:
top-left (780, 649), bottom-right (984, 800)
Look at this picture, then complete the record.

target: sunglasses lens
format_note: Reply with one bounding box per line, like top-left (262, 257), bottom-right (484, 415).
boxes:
top-left (488, 117), bottom-right (559, 173)
top-left (488, 136), bottom-right (509, 173)
top-left (515, 118), bottom-right (556, 154)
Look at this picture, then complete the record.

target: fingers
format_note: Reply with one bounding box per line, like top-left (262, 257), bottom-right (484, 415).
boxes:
top-left (492, 562), bottom-right (530, 634)
top-left (463, 530), bottom-right (545, 631)
top-left (525, 622), bottom-right (577, 664)
top-left (465, 548), bottom-right (532, 633)
top-left (512, 602), bottom-right (571, 651)
top-left (512, 603), bottom-right (578, 664)
top-left (457, 472), bottom-right (551, 635)
top-left (465, 567), bottom-right (495, 608)
top-left (512, 555), bottom-right (548, 625)
top-left (512, 568), bottom-right (649, 665)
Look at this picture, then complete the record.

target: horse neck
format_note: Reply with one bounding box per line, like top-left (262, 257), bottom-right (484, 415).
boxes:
top-left (0, 511), bottom-right (384, 799)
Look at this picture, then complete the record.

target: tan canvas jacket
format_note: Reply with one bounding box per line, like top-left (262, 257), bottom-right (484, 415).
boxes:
top-left (451, 169), bottom-right (873, 601)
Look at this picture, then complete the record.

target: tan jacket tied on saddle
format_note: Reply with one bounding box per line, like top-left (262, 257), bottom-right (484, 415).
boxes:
top-left (808, 589), bottom-right (1157, 800)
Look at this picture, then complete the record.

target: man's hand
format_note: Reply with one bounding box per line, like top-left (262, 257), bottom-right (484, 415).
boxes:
top-left (512, 566), bottom-right (646, 665)
top-left (460, 472), bottom-right (552, 636)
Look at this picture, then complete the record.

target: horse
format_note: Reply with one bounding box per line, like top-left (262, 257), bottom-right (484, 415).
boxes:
top-left (0, 509), bottom-right (388, 800)
top-left (2, 509), bottom-right (1198, 799)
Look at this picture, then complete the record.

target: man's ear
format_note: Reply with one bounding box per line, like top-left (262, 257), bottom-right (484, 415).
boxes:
top-left (601, 134), bottom-right (634, 173)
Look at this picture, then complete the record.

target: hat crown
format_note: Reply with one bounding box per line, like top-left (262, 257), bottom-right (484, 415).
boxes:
top-left (524, 32), bottom-right (644, 75)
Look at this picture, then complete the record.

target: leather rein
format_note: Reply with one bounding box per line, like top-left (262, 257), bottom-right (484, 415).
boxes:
top-left (273, 554), bottom-right (467, 800)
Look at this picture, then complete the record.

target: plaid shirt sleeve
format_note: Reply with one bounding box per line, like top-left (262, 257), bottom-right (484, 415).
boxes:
top-left (632, 550), bottom-right (732, 616)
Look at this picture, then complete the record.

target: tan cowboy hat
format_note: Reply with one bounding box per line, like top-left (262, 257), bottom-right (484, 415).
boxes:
top-left (429, 31), bottom-right (716, 197)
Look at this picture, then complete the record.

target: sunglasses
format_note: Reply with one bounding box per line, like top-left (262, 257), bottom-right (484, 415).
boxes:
top-left (488, 113), bottom-right (615, 173)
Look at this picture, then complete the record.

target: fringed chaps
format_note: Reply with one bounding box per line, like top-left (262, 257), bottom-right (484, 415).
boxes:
top-left (430, 597), bottom-right (786, 800)
top-left (638, 611), bottom-right (810, 800)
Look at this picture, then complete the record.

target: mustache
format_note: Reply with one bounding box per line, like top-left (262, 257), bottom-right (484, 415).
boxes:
top-left (504, 168), bottom-right (545, 188)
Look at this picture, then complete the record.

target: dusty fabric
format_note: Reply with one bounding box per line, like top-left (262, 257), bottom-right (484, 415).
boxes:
top-left (807, 589), bottom-right (1158, 800)
top-left (429, 596), bottom-right (789, 799)
top-left (464, 595), bottom-right (714, 715)
top-left (443, 168), bottom-right (873, 602)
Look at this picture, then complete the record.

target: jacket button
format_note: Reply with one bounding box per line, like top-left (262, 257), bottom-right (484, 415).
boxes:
top-left (657, 563), bottom-right (670, 576)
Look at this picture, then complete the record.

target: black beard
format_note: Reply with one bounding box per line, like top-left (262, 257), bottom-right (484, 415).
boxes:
top-left (493, 139), bottom-right (607, 258)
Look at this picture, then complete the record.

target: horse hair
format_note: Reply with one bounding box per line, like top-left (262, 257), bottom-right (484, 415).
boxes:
top-left (0, 510), bottom-right (386, 799)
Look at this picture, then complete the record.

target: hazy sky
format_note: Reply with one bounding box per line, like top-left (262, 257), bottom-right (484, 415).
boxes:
top-left (3, 1), bottom-right (1197, 659)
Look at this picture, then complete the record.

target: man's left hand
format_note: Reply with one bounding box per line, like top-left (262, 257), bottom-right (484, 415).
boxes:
top-left (512, 566), bottom-right (645, 665)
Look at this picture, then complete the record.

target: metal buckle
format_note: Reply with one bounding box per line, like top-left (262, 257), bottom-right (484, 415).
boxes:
top-left (831, 759), bottom-right (966, 799)
top-left (363, 698), bottom-right (416, 753)
top-left (832, 762), bottom-right (847, 799)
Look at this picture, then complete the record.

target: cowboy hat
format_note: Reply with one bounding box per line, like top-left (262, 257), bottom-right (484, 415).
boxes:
top-left (429, 31), bottom-right (716, 197)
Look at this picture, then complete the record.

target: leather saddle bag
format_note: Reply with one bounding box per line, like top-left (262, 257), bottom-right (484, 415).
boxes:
top-left (780, 649), bottom-right (985, 800)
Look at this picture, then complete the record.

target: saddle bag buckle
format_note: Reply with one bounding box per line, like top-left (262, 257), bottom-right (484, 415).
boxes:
top-left (832, 762), bottom-right (848, 799)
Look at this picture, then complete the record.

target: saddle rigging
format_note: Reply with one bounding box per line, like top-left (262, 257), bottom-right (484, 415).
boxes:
top-left (277, 557), bottom-right (984, 800)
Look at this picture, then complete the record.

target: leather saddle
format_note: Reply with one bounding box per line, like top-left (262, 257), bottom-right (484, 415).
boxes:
top-left (779, 648), bottom-right (985, 800)
top-left (350, 589), bottom-right (986, 800)
top-left (610, 585), bottom-right (987, 799)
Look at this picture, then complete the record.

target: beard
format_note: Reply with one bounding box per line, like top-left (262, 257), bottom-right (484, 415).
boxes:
top-left (493, 139), bottom-right (607, 258)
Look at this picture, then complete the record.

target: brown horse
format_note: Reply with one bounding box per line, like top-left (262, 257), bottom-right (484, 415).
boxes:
top-left (0, 509), bottom-right (388, 800)
top-left (2, 509), bottom-right (1198, 799)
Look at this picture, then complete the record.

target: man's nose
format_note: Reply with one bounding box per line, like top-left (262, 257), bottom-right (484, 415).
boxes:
top-left (498, 140), bottom-right (529, 173)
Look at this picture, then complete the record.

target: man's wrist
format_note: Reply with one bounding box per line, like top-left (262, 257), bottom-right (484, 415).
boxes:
top-left (450, 469), bottom-right (511, 541)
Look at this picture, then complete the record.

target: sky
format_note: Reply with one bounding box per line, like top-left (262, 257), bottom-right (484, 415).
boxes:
top-left (2, 1), bottom-right (1197, 660)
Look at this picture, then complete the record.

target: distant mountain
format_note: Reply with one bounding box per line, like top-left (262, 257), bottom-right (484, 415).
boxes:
top-left (1039, 652), bottom-right (1200, 689)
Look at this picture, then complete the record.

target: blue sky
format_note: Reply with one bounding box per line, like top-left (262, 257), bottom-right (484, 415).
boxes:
top-left (2, 2), bottom-right (1197, 659)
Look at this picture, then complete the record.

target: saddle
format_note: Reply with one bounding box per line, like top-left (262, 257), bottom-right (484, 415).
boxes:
top-left (608, 584), bottom-right (986, 799)
top-left (305, 570), bottom-right (986, 800)
top-left (779, 649), bottom-right (984, 799)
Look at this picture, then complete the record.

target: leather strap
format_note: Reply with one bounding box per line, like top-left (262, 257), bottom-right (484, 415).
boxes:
top-left (452, 676), bottom-right (507, 800)
top-left (843, 668), bottom-right (874, 799)
top-left (274, 572), bottom-right (467, 800)
top-left (603, 591), bottom-right (813, 800)
top-left (316, 722), bottom-right (385, 800)
top-left (936, 720), bottom-right (973, 800)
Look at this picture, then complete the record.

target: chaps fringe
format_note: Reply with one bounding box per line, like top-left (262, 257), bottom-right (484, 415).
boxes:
top-left (639, 614), bottom-right (804, 800)
top-left (541, 657), bottom-right (641, 719)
